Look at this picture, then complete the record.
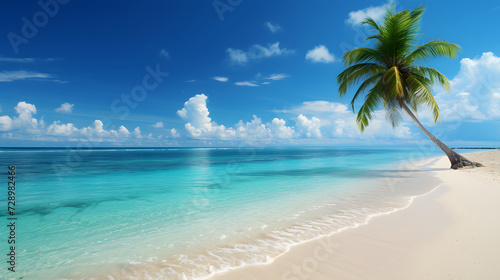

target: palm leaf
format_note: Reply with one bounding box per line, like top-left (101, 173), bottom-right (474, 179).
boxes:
top-left (382, 66), bottom-right (405, 99)
top-left (405, 40), bottom-right (461, 63)
top-left (338, 63), bottom-right (385, 96)
top-left (356, 82), bottom-right (383, 131)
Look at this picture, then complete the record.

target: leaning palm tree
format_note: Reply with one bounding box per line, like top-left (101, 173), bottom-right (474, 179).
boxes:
top-left (338, 6), bottom-right (481, 169)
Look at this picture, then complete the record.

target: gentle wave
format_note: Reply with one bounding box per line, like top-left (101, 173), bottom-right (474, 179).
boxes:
top-left (101, 180), bottom-right (442, 280)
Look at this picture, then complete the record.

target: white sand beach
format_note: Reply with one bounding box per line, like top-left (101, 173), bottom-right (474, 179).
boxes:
top-left (210, 151), bottom-right (500, 280)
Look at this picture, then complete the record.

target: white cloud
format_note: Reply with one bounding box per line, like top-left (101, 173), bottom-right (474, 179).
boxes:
top-left (152, 121), bottom-right (164, 128)
top-left (265, 22), bottom-right (283, 33)
top-left (489, 92), bottom-right (500, 118)
top-left (0, 56), bottom-right (36, 63)
top-left (306, 45), bottom-right (335, 63)
top-left (278, 101), bottom-right (412, 139)
top-left (423, 52), bottom-right (500, 123)
top-left (133, 127), bottom-right (142, 138)
top-left (0, 102), bottom-right (151, 143)
top-left (213, 76), bottom-right (228, 82)
top-left (174, 95), bottom-right (415, 142)
top-left (280, 101), bottom-right (349, 115)
top-left (177, 94), bottom-right (236, 139)
top-left (235, 81), bottom-right (259, 87)
top-left (160, 49), bottom-right (170, 59)
top-left (226, 42), bottom-right (291, 65)
top-left (226, 48), bottom-right (248, 65)
top-left (235, 115), bottom-right (270, 140)
top-left (0, 71), bottom-right (54, 82)
top-left (295, 114), bottom-right (322, 138)
top-left (12, 101), bottom-right (40, 133)
top-left (80, 120), bottom-right (105, 136)
top-left (346, 2), bottom-right (391, 26)
top-left (266, 73), bottom-right (288, 81)
top-left (269, 118), bottom-right (294, 138)
top-left (118, 125), bottom-right (131, 137)
top-left (15, 101), bottom-right (37, 114)
top-left (0, 116), bottom-right (12, 131)
top-left (47, 121), bottom-right (78, 136)
top-left (176, 95), bottom-right (303, 141)
top-left (170, 128), bottom-right (180, 138)
top-left (0, 56), bottom-right (56, 63)
top-left (55, 102), bottom-right (74, 113)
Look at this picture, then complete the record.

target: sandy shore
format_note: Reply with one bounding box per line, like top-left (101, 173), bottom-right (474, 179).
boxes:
top-left (210, 151), bottom-right (500, 280)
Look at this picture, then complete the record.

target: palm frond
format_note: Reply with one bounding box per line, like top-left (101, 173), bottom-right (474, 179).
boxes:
top-left (338, 63), bottom-right (385, 96)
top-left (342, 48), bottom-right (385, 66)
top-left (350, 73), bottom-right (382, 112)
top-left (409, 66), bottom-right (451, 91)
top-left (406, 73), bottom-right (440, 122)
top-left (361, 17), bottom-right (381, 31)
top-left (356, 82), bottom-right (383, 131)
top-left (405, 40), bottom-right (461, 63)
top-left (384, 99), bottom-right (404, 128)
top-left (382, 66), bottom-right (405, 99)
top-left (337, 5), bottom-right (457, 131)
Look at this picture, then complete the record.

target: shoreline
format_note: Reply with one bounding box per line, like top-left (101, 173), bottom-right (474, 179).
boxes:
top-left (101, 151), bottom-right (444, 280)
top-left (209, 151), bottom-right (500, 279)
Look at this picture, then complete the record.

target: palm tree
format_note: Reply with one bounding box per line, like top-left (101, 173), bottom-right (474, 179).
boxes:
top-left (337, 6), bottom-right (482, 169)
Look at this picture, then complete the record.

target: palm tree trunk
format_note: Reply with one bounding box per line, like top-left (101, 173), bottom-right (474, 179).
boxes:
top-left (400, 103), bottom-right (482, 169)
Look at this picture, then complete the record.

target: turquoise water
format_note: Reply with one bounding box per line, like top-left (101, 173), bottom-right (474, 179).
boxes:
top-left (0, 147), bottom-right (446, 279)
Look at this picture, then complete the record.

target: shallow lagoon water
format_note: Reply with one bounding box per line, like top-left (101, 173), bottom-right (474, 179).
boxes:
top-left (0, 147), bottom-right (448, 279)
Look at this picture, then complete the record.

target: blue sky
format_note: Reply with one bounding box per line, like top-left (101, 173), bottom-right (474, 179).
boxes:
top-left (1, 0), bottom-right (499, 147)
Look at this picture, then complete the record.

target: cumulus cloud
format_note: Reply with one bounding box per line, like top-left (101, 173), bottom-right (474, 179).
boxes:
top-left (55, 103), bottom-right (74, 113)
top-left (346, 1), bottom-right (392, 26)
top-left (80, 120), bottom-right (105, 136)
top-left (118, 125), bottom-right (131, 137)
top-left (420, 52), bottom-right (500, 123)
top-left (0, 102), bottom-right (145, 142)
top-left (177, 94), bottom-right (236, 139)
top-left (277, 100), bottom-right (413, 139)
top-left (235, 81), bottom-right (259, 87)
top-left (265, 22), bottom-right (283, 33)
top-left (170, 128), bottom-right (180, 138)
top-left (174, 94), bottom-right (417, 142)
top-left (213, 76), bottom-right (228, 82)
top-left (176, 95), bottom-right (298, 140)
top-left (47, 121), bottom-right (78, 136)
top-left (133, 127), bottom-right (142, 138)
top-left (226, 42), bottom-right (291, 65)
top-left (295, 114), bottom-right (322, 138)
top-left (152, 121), bottom-right (164, 128)
top-left (306, 45), bottom-right (335, 63)
top-left (235, 115), bottom-right (270, 139)
top-left (0, 116), bottom-right (12, 131)
top-left (269, 118), bottom-right (294, 138)
top-left (12, 101), bottom-right (41, 133)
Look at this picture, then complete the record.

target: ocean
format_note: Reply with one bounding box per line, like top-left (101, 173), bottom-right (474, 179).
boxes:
top-left (0, 146), bottom-right (448, 279)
